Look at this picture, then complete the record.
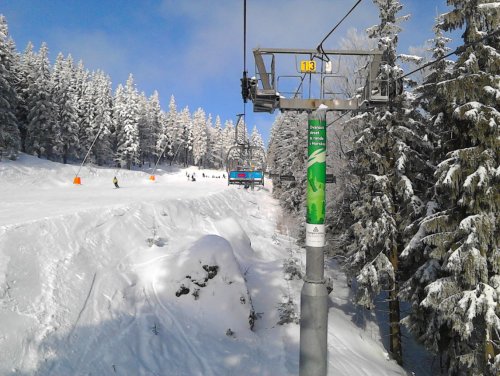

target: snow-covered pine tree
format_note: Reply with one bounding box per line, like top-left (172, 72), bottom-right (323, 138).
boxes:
top-left (399, 17), bottom-right (456, 370)
top-left (91, 71), bottom-right (113, 165)
top-left (204, 113), bottom-right (216, 169)
top-left (250, 125), bottom-right (266, 171)
top-left (267, 111), bottom-right (307, 214)
top-left (178, 106), bottom-right (192, 167)
top-left (212, 115), bottom-right (225, 168)
top-left (402, 2), bottom-right (499, 374)
top-left (62, 54), bottom-right (82, 159)
top-left (143, 91), bottom-right (163, 166)
top-left (166, 95), bottom-right (177, 156)
top-left (235, 116), bottom-right (248, 145)
top-left (222, 119), bottom-right (236, 167)
top-left (13, 42), bottom-right (37, 152)
top-left (157, 110), bottom-right (170, 162)
top-left (324, 29), bottom-right (376, 245)
top-left (74, 61), bottom-right (93, 160)
top-left (25, 42), bottom-right (60, 160)
top-left (156, 99), bottom-right (174, 165)
top-left (0, 15), bottom-right (20, 159)
top-left (78, 70), bottom-right (113, 165)
top-left (266, 119), bottom-right (279, 175)
top-left (77, 71), bottom-right (94, 161)
top-left (325, 112), bottom-right (357, 252)
top-left (250, 125), bottom-right (265, 150)
top-left (155, 94), bottom-right (175, 164)
top-left (51, 53), bottom-right (79, 164)
top-left (212, 115), bottom-right (224, 169)
top-left (110, 83), bottom-right (124, 160)
top-left (164, 95), bottom-right (181, 161)
top-left (341, 0), bottom-right (433, 365)
top-left (115, 74), bottom-right (141, 169)
top-left (192, 107), bottom-right (208, 168)
top-left (137, 91), bottom-right (150, 166)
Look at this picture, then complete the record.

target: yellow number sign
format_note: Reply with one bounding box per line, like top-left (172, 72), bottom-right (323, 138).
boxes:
top-left (300, 60), bottom-right (316, 73)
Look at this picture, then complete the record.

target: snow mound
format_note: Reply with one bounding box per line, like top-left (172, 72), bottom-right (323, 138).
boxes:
top-left (157, 235), bottom-right (255, 333)
top-left (214, 217), bottom-right (254, 261)
top-left (174, 234), bottom-right (245, 284)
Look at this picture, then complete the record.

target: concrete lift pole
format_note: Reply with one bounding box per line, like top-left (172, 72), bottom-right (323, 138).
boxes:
top-left (300, 108), bottom-right (328, 376)
top-left (300, 14), bottom-right (368, 371)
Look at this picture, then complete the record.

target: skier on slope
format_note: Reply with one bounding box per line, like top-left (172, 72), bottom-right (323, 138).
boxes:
top-left (113, 176), bottom-right (120, 188)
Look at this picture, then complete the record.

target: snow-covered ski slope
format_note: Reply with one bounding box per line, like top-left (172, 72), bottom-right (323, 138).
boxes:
top-left (0, 154), bottom-right (406, 376)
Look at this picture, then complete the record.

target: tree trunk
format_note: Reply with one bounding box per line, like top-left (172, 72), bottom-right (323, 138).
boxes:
top-left (485, 327), bottom-right (496, 370)
top-left (389, 245), bottom-right (403, 365)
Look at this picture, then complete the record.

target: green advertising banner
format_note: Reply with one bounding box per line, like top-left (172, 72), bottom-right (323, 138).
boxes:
top-left (307, 118), bottom-right (326, 224)
top-left (306, 114), bottom-right (326, 247)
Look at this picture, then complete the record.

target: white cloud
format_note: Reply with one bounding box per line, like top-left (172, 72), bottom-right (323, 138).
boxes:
top-left (51, 29), bottom-right (128, 76)
top-left (157, 0), bottom-right (379, 91)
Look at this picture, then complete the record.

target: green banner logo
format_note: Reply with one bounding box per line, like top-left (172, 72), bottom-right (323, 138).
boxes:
top-left (307, 118), bottom-right (326, 225)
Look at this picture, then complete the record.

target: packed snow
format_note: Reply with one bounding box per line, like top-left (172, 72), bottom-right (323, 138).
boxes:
top-left (0, 155), bottom-right (406, 375)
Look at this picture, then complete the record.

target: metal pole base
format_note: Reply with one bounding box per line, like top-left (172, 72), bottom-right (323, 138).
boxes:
top-left (299, 280), bottom-right (328, 376)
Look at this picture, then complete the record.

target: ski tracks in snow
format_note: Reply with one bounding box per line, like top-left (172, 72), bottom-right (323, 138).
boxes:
top-left (148, 279), bottom-right (213, 376)
top-left (68, 271), bottom-right (97, 341)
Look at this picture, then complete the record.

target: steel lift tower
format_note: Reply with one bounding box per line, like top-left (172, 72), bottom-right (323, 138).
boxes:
top-left (241, 29), bottom-right (393, 376)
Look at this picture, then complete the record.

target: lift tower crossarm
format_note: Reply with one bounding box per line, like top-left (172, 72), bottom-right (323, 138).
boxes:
top-left (253, 47), bottom-right (383, 56)
top-left (280, 98), bottom-right (360, 111)
top-left (254, 51), bottom-right (272, 90)
top-left (249, 48), bottom-right (386, 113)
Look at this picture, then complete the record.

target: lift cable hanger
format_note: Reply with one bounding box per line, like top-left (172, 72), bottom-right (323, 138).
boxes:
top-left (242, 0), bottom-right (248, 123)
top-left (316, 0), bottom-right (363, 59)
top-left (289, 0), bottom-right (364, 101)
top-left (226, 0), bottom-right (266, 189)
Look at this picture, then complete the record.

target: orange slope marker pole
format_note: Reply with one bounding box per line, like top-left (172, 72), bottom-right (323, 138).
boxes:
top-left (74, 125), bottom-right (104, 185)
top-left (149, 140), bottom-right (171, 181)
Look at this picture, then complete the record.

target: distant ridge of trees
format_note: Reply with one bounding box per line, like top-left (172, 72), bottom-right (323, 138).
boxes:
top-left (0, 14), bottom-right (265, 169)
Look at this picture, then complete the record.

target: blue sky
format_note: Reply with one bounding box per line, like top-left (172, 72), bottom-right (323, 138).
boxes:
top-left (2, 0), bottom-right (457, 144)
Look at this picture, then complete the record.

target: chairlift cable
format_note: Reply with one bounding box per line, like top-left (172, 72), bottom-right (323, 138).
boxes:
top-left (242, 0), bottom-right (247, 131)
top-left (327, 110), bottom-right (352, 128)
top-left (243, 0), bottom-right (247, 75)
top-left (316, 0), bottom-right (363, 58)
top-left (399, 27), bottom-right (500, 80)
top-left (293, 74), bottom-right (307, 99)
top-left (75, 125), bottom-right (105, 178)
top-left (290, 1), bottom-right (364, 104)
top-left (290, 0), bottom-right (362, 102)
top-left (324, 29), bottom-right (499, 127)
